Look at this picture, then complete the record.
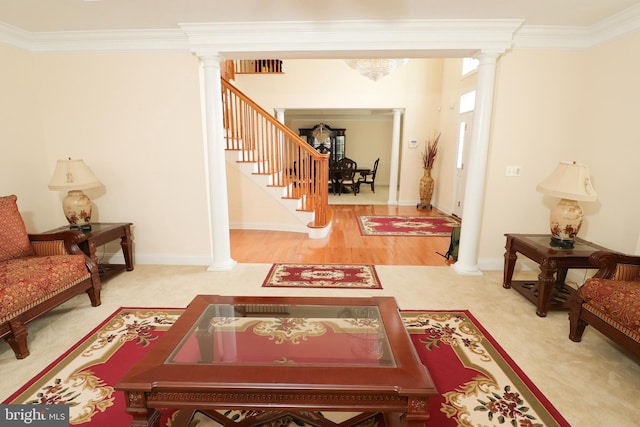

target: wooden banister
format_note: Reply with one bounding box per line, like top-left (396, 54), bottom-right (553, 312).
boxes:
top-left (221, 78), bottom-right (331, 229)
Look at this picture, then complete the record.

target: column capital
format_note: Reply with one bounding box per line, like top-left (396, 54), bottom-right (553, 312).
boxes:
top-left (474, 51), bottom-right (501, 64)
top-left (200, 54), bottom-right (223, 68)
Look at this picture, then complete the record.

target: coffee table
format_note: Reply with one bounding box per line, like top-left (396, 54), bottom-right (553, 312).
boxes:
top-left (116, 295), bottom-right (436, 427)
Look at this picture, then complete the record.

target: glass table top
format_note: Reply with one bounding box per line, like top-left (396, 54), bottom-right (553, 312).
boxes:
top-left (167, 303), bottom-right (395, 367)
top-left (525, 235), bottom-right (599, 252)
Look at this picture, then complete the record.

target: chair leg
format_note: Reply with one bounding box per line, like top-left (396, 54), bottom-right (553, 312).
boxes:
top-left (568, 297), bottom-right (588, 342)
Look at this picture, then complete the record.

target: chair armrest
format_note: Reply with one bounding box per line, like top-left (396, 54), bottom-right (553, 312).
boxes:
top-left (29, 230), bottom-right (88, 256)
top-left (590, 251), bottom-right (640, 279)
top-left (29, 230), bottom-right (99, 279)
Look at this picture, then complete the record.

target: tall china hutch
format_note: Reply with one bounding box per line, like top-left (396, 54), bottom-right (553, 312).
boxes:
top-left (298, 123), bottom-right (346, 163)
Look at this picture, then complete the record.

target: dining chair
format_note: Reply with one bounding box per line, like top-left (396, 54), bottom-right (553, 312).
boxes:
top-left (336, 158), bottom-right (358, 195)
top-left (357, 158), bottom-right (379, 193)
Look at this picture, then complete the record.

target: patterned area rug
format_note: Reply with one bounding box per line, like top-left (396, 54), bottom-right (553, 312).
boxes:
top-left (262, 263), bottom-right (382, 289)
top-left (358, 215), bottom-right (460, 236)
top-left (4, 308), bottom-right (569, 427)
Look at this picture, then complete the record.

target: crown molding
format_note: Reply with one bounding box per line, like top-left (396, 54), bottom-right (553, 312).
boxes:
top-left (512, 26), bottom-right (591, 50)
top-left (0, 21), bottom-right (32, 51)
top-left (513, 3), bottom-right (640, 49)
top-left (28, 29), bottom-right (188, 53)
top-left (590, 3), bottom-right (640, 47)
top-left (180, 19), bottom-right (523, 58)
top-left (0, 22), bottom-right (187, 53)
top-left (1, 6), bottom-right (639, 55)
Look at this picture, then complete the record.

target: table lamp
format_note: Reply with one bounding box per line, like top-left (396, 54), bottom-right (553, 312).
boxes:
top-left (536, 161), bottom-right (597, 249)
top-left (48, 159), bottom-right (101, 230)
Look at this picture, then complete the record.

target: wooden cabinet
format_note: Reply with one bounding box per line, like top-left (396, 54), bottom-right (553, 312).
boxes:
top-left (299, 123), bottom-right (346, 163)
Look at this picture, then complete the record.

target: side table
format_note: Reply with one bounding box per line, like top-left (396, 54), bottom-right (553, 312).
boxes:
top-left (503, 233), bottom-right (612, 317)
top-left (46, 222), bottom-right (134, 282)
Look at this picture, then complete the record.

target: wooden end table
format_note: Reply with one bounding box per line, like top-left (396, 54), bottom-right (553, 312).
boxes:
top-left (47, 222), bottom-right (134, 282)
top-left (503, 233), bottom-right (613, 317)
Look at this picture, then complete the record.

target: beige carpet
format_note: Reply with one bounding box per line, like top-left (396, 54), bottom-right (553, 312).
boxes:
top-left (329, 185), bottom-right (389, 205)
top-left (1, 264), bottom-right (638, 426)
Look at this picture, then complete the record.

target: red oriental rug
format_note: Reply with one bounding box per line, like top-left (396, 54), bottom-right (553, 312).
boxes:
top-left (262, 263), bottom-right (382, 289)
top-left (358, 215), bottom-right (460, 237)
top-left (4, 308), bottom-right (569, 427)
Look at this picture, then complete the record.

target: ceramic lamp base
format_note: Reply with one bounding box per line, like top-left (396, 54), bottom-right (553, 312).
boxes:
top-left (548, 198), bottom-right (583, 249)
top-left (62, 190), bottom-right (93, 229)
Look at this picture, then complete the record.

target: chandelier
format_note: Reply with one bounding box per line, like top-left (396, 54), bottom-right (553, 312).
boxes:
top-left (312, 123), bottom-right (331, 144)
top-left (345, 59), bottom-right (408, 82)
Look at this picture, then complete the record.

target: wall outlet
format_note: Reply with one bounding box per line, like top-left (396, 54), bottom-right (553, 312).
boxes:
top-left (506, 165), bottom-right (521, 176)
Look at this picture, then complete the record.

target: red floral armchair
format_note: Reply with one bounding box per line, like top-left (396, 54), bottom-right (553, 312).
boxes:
top-left (0, 195), bottom-right (101, 359)
top-left (569, 251), bottom-right (640, 359)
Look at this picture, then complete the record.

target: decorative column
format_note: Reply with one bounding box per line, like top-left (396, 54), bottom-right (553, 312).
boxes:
top-left (452, 52), bottom-right (500, 276)
top-left (274, 108), bottom-right (285, 124)
top-left (201, 55), bottom-right (236, 271)
top-left (387, 108), bottom-right (403, 205)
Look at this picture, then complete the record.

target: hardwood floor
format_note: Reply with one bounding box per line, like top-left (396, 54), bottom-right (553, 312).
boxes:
top-left (230, 205), bottom-right (456, 266)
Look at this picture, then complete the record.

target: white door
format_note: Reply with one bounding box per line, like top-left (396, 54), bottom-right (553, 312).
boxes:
top-left (453, 111), bottom-right (473, 218)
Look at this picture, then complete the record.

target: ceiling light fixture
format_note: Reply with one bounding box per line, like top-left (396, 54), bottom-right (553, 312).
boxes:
top-left (345, 59), bottom-right (408, 82)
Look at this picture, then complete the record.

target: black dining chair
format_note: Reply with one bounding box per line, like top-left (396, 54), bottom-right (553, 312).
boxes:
top-left (336, 158), bottom-right (359, 195)
top-left (357, 158), bottom-right (379, 193)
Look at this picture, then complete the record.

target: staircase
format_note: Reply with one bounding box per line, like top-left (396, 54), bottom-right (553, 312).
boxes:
top-left (221, 78), bottom-right (332, 239)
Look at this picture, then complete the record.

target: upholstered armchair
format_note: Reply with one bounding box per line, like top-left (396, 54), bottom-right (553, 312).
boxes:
top-left (569, 251), bottom-right (640, 359)
top-left (0, 195), bottom-right (101, 359)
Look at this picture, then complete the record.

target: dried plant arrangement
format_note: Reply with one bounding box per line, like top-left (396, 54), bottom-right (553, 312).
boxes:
top-left (422, 132), bottom-right (441, 169)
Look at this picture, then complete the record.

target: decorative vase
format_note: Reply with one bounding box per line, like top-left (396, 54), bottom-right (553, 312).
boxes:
top-left (418, 167), bottom-right (435, 209)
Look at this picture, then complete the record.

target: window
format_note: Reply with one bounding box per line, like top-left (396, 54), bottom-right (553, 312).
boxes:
top-left (462, 57), bottom-right (479, 76)
top-left (459, 91), bottom-right (476, 114)
top-left (457, 122), bottom-right (466, 169)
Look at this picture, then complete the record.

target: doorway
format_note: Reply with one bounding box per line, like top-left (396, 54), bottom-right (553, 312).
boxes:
top-left (452, 90), bottom-right (476, 218)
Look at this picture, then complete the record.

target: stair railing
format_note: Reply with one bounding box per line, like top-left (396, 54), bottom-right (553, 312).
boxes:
top-left (221, 78), bottom-right (331, 228)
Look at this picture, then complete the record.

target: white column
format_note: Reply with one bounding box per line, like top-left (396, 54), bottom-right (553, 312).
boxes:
top-left (452, 52), bottom-right (500, 276)
top-left (201, 55), bottom-right (236, 271)
top-left (274, 108), bottom-right (285, 124)
top-left (387, 108), bottom-right (403, 205)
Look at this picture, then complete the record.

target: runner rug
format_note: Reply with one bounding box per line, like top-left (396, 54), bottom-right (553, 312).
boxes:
top-left (358, 215), bottom-right (461, 236)
top-left (3, 308), bottom-right (569, 427)
top-left (262, 263), bottom-right (382, 289)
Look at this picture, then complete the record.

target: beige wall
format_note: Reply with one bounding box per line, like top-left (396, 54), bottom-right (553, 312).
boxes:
top-left (0, 45), bottom-right (51, 230)
top-left (2, 32), bottom-right (639, 266)
top-left (1, 50), bottom-right (214, 264)
top-left (580, 32), bottom-right (640, 253)
top-left (479, 31), bottom-right (640, 260)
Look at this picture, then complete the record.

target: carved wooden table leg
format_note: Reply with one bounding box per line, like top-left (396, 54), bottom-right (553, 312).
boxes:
top-left (124, 391), bottom-right (160, 427)
top-left (121, 224), bottom-right (134, 271)
top-left (503, 236), bottom-right (517, 289)
top-left (405, 396), bottom-right (430, 427)
top-left (87, 239), bottom-right (99, 269)
top-left (536, 259), bottom-right (558, 317)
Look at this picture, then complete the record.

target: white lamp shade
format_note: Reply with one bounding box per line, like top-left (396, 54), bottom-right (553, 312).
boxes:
top-left (48, 159), bottom-right (101, 191)
top-left (536, 161), bottom-right (597, 202)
